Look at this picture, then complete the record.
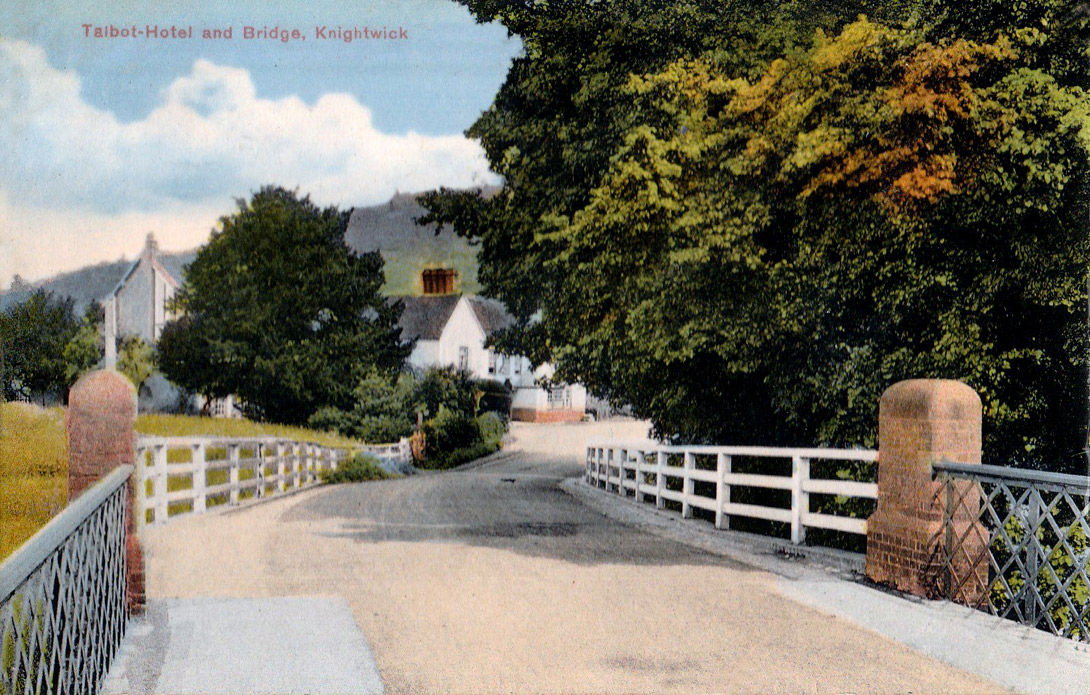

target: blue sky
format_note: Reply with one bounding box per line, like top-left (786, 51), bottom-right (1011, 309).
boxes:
top-left (0, 0), bottom-right (521, 286)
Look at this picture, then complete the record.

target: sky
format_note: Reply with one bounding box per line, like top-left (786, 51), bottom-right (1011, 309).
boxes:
top-left (0, 0), bottom-right (522, 288)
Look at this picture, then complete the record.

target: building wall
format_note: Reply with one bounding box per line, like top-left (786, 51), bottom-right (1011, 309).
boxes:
top-left (113, 259), bottom-right (176, 345)
top-left (153, 271), bottom-right (176, 339)
top-left (116, 262), bottom-right (154, 343)
top-left (437, 299), bottom-right (489, 377)
top-left (408, 340), bottom-right (441, 371)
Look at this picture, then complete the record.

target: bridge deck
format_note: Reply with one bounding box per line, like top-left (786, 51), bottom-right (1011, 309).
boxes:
top-left (106, 420), bottom-right (1019, 694)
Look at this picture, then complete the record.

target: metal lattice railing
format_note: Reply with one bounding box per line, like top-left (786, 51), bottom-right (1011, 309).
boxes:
top-left (0, 466), bottom-right (132, 695)
top-left (934, 461), bottom-right (1090, 641)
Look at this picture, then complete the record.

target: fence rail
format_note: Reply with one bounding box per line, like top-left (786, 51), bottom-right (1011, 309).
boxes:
top-left (134, 436), bottom-right (410, 528)
top-left (934, 460), bottom-right (1090, 641)
top-left (1, 465), bottom-right (132, 695)
top-left (586, 440), bottom-right (878, 545)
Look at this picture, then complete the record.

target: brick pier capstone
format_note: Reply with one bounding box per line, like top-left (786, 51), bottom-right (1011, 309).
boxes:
top-left (67, 369), bottom-right (145, 613)
top-left (865, 379), bottom-right (982, 599)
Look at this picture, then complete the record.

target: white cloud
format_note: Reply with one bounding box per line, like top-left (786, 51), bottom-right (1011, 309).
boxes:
top-left (0, 39), bottom-right (499, 285)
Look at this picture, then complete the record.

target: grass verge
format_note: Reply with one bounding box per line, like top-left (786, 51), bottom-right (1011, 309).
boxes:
top-left (0, 403), bottom-right (67, 560)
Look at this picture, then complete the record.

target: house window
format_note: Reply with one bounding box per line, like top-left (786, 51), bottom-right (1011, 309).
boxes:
top-left (458, 346), bottom-right (469, 371)
top-left (548, 386), bottom-right (571, 409)
top-left (488, 352), bottom-right (497, 375)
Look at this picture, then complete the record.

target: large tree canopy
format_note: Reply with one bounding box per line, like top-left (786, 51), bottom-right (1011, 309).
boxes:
top-left (422, 0), bottom-right (1090, 471)
top-left (159, 186), bottom-right (408, 424)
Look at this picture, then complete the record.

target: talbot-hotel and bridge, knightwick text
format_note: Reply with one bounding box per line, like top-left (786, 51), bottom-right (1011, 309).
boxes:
top-left (81, 24), bottom-right (409, 43)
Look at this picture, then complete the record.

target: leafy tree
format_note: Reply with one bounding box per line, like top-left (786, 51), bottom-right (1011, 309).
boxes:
top-left (63, 319), bottom-right (103, 387)
top-left (158, 186), bottom-right (408, 424)
top-left (423, 1), bottom-right (1090, 471)
top-left (117, 336), bottom-right (156, 393)
top-left (309, 369), bottom-right (419, 443)
top-left (157, 315), bottom-right (223, 410)
top-left (0, 290), bottom-right (80, 402)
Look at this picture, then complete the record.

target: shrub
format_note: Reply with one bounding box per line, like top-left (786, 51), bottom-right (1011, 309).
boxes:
top-left (320, 452), bottom-right (396, 484)
top-left (307, 370), bottom-right (417, 442)
top-left (424, 404), bottom-right (478, 454)
top-left (414, 367), bottom-right (477, 419)
top-left (475, 411), bottom-right (506, 446)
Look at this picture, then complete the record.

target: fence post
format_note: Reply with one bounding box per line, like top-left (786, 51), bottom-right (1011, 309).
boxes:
top-left (293, 443), bottom-right (301, 488)
top-left (228, 444), bottom-right (240, 505)
top-left (791, 456), bottom-right (809, 545)
top-left (66, 369), bottom-right (145, 614)
top-left (192, 442), bottom-right (207, 513)
top-left (716, 454), bottom-right (730, 530)
top-left (153, 445), bottom-right (168, 525)
top-left (656, 451), bottom-right (666, 509)
top-left (682, 451), bottom-right (695, 519)
top-left (618, 448), bottom-right (627, 495)
top-left (865, 379), bottom-right (982, 599)
top-left (276, 442), bottom-right (287, 493)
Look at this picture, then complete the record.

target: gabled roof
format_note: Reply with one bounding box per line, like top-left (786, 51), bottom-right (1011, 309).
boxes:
top-left (394, 294), bottom-right (516, 343)
top-left (395, 295), bottom-right (462, 341)
top-left (465, 295), bottom-right (515, 335)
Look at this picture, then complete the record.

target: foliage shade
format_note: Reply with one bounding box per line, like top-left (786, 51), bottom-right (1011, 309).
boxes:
top-left (310, 366), bottom-right (508, 467)
top-left (117, 336), bottom-right (155, 393)
top-left (1, 290), bottom-right (80, 402)
top-left (423, 0), bottom-right (1090, 471)
top-left (158, 186), bottom-right (408, 425)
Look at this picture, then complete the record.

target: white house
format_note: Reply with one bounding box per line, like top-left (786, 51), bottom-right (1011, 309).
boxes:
top-left (396, 291), bottom-right (587, 422)
top-left (102, 233), bottom-right (182, 364)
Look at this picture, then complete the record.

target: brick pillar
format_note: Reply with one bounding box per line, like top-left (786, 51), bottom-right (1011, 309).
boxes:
top-left (67, 369), bottom-right (145, 614)
top-left (865, 379), bottom-right (984, 600)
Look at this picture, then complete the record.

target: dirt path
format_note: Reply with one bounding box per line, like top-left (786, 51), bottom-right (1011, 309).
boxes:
top-left (143, 420), bottom-right (1003, 694)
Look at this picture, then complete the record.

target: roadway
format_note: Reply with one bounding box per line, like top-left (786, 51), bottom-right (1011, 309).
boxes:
top-left (117, 419), bottom-right (1002, 694)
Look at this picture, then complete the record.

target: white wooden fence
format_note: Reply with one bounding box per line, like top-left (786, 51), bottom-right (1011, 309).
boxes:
top-left (585, 440), bottom-right (878, 544)
top-left (135, 436), bottom-right (410, 529)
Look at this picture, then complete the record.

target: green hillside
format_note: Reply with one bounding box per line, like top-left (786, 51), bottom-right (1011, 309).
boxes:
top-left (346, 189), bottom-right (493, 296)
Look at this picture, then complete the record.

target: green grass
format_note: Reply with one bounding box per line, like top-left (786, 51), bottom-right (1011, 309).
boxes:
top-left (0, 403), bottom-right (68, 560)
top-left (135, 413), bottom-right (367, 448)
top-left (1, 407), bottom-right (374, 558)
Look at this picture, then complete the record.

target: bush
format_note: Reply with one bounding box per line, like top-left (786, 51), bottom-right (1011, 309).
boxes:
top-left (320, 452), bottom-right (396, 484)
top-left (310, 366), bottom-right (509, 468)
top-left (475, 411), bottom-right (506, 446)
top-left (417, 411), bottom-right (508, 470)
top-left (415, 367), bottom-right (477, 419)
top-left (307, 370), bottom-right (417, 442)
top-left (424, 404), bottom-right (478, 454)
top-left (418, 439), bottom-right (503, 470)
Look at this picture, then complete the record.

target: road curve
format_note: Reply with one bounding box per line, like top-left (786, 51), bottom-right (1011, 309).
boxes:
top-left (144, 420), bottom-right (1002, 694)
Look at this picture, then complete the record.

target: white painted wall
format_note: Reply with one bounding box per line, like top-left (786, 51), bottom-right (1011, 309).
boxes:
top-left (407, 340), bottom-right (440, 371)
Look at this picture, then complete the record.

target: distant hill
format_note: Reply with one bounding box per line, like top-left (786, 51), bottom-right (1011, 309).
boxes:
top-left (1, 187), bottom-right (495, 312)
top-left (347, 187), bottom-right (497, 296)
top-left (0, 252), bottom-right (197, 316)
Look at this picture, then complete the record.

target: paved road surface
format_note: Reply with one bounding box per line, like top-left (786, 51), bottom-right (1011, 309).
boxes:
top-left (140, 420), bottom-right (1002, 694)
